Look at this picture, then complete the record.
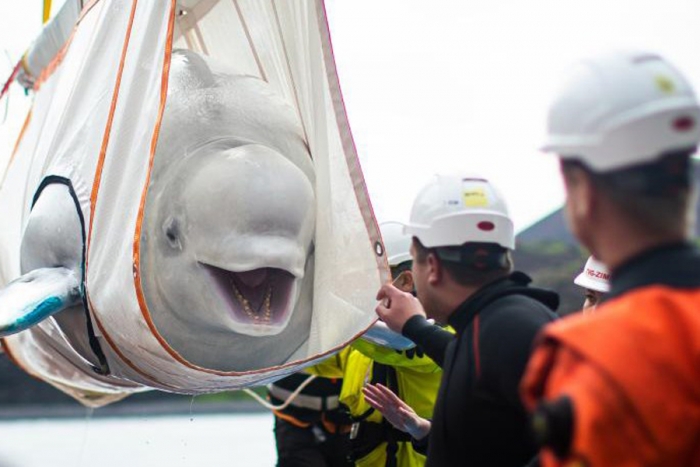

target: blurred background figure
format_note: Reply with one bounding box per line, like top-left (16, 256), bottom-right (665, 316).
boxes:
top-left (573, 256), bottom-right (610, 311)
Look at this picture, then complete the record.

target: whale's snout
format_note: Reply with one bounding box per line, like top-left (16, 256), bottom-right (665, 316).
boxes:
top-left (139, 54), bottom-right (318, 371)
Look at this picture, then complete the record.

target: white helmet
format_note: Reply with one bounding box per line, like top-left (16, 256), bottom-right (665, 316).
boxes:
top-left (542, 50), bottom-right (700, 172)
top-left (574, 256), bottom-right (610, 293)
top-left (379, 221), bottom-right (412, 266)
top-left (404, 175), bottom-right (514, 249)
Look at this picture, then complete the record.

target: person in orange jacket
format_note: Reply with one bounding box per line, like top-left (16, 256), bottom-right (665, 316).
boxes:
top-left (520, 50), bottom-right (700, 466)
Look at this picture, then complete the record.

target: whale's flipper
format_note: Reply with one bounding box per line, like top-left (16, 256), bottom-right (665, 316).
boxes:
top-left (0, 267), bottom-right (81, 337)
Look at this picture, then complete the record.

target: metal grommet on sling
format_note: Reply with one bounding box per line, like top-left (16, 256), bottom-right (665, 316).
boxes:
top-left (375, 240), bottom-right (384, 257)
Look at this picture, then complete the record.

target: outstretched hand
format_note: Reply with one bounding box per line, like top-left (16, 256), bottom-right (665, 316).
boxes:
top-left (375, 283), bottom-right (426, 334)
top-left (362, 383), bottom-right (431, 440)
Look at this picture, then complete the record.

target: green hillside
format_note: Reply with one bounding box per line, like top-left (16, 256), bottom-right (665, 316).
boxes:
top-left (512, 241), bottom-right (589, 316)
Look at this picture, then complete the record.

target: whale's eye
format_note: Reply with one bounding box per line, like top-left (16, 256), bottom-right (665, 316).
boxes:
top-left (163, 217), bottom-right (182, 249)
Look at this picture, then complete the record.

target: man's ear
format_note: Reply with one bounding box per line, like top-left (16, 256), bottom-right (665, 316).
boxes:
top-left (427, 253), bottom-right (442, 285)
top-left (563, 164), bottom-right (596, 222)
top-left (393, 270), bottom-right (414, 292)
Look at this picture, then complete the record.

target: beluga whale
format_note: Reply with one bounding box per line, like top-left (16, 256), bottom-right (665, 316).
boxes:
top-left (0, 50), bottom-right (317, 372)
top-left (139, 50), bottom-right (317, 370)
top-left (0, 1), bottom-right (385, 406)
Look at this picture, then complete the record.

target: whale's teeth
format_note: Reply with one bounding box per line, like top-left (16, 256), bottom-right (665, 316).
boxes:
top-left (230, 277), bottom-right (273, 324)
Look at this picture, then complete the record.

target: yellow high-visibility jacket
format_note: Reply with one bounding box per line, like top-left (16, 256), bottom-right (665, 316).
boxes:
top-left (310, 334), bottom-right (450, 467)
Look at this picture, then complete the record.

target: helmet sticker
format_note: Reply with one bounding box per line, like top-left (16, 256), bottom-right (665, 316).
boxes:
top-left (462, 188), bottom-right (489, 207)
top-left (654, 74), bottom-right (676, 94)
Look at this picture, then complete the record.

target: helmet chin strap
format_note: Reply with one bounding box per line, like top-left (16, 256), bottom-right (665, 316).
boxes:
top-left (434, 243), bottom-right (509, 271)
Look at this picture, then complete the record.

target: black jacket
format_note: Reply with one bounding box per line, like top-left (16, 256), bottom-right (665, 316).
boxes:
top-left (403, 272), bottom-right (558, 467)
top-left (403, 313), bottom-right (453, 368)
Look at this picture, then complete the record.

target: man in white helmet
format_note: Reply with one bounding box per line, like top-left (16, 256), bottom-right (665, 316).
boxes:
top-left (521, 50), bottom-right (700, 466)
top-left (374, 175), bottom-right (559, 467)
top-left (573, 256), bottom-right (610, 311)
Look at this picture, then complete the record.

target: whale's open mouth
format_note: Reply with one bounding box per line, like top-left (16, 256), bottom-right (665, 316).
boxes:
top-left (201, 263), bottom-right (297, 336)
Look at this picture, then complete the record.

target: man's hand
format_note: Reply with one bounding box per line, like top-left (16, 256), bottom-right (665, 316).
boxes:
top-left (362, 383), bottom-right (431, 440)
top-left (375, 283), bottom-right (426, 334)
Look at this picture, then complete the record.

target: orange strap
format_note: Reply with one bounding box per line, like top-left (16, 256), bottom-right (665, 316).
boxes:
top-left (273, 410), bottom-right (352, 434)
top-left (0, 60), bottom-right (21, 102)
top-left (273, 410), bottom-right (311, 429)
top-left (85, 0), bottom-right (183, 389)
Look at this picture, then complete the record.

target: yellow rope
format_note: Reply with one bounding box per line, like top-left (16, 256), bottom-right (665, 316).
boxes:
top-left (43, 0), bottom-right (52, 24)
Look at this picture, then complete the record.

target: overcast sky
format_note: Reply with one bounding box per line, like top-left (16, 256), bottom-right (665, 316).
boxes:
top-left (2, 0), bottom-right (700, 231)
top-left (324, 0), bottom-right (700, 230)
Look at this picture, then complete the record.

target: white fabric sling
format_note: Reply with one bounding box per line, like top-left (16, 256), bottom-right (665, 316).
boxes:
top-left (0, 0), bottom-right (387, 407)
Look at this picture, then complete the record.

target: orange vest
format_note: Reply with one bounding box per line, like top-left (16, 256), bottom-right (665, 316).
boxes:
top-left (521, 285), bottom-right (700, 467)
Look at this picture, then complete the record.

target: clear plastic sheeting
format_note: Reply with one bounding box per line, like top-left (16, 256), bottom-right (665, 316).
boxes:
top-left (0, 0), bottom-right (387, 406)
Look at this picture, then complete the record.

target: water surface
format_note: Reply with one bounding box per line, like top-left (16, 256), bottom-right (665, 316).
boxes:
top-left (0, 412), bottom-right (276, 467)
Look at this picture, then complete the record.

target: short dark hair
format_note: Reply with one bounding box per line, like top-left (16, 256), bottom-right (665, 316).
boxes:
top-left (561, 149), bottom-right (696, 238)
top-left (412, 238), bottom-right (513, 287)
